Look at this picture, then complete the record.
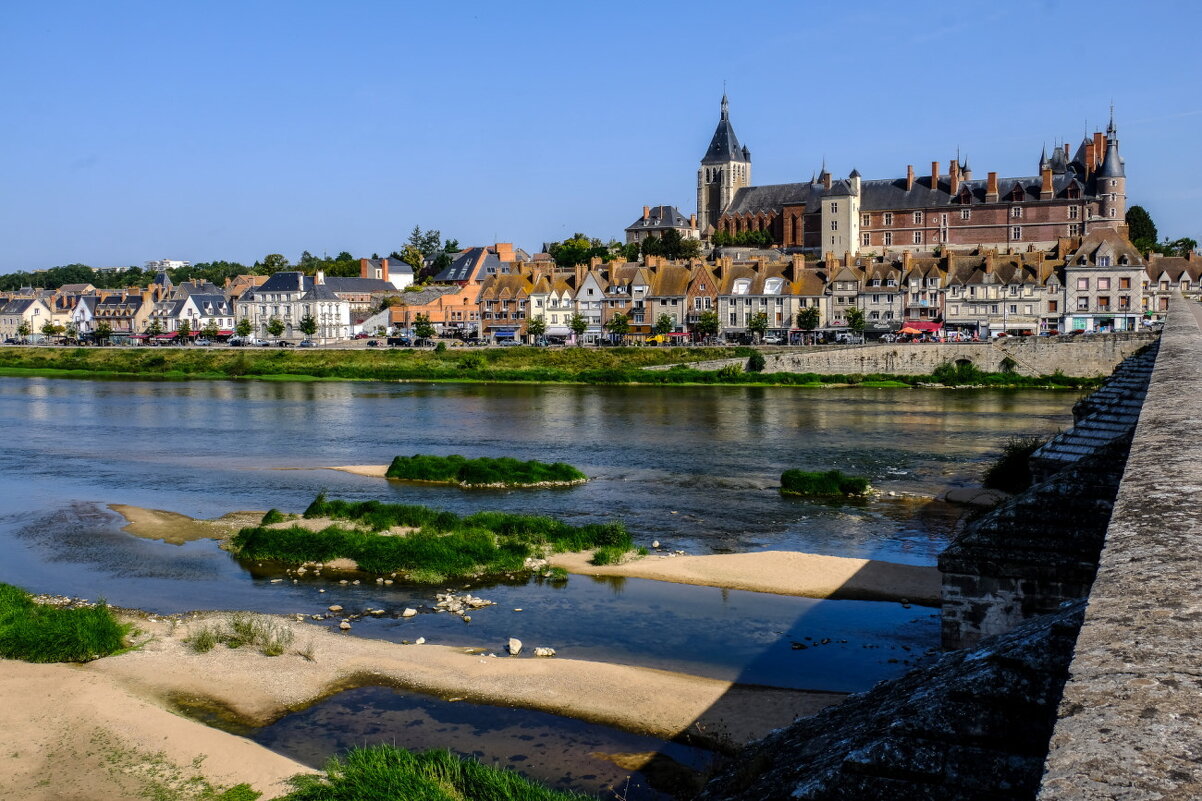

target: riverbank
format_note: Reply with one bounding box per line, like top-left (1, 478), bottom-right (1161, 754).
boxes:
top-left (327, 464), bottom-right (588, 488)
top-left (549, 550), bottom-right (940, 605)
top-left (0, 346), bottom-right (1101, 388)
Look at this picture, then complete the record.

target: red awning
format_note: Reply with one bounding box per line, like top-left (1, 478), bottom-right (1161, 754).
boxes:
top-left (217, 330), bottom-right (234, 336)
top-left (902, 321), bottom-right (943, 332)
top-left (666, 332), bottom-right (689, 337)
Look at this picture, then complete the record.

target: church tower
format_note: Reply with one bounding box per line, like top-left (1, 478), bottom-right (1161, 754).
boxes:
top-left (697, 94), bottom-right (751, 236)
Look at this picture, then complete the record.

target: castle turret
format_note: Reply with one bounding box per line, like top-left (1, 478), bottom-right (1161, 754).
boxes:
top-left (697, 93), bottom-right (751, 235)
top-left (1097, 109), bottom-right (1126, 224)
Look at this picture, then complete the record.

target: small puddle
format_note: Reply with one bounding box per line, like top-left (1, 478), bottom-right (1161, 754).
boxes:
top-left (246, 686), bottom-right (717, 800)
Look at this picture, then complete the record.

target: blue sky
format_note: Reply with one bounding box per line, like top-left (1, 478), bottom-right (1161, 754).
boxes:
top-left (2, 0), bottom-right (1199, 271)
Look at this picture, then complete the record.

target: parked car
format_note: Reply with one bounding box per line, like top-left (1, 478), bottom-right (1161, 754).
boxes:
top-left (761, 334), bottom-right (783, 345)
top-left (386, 336), bottom-right (412, 347)
top-left (353, 333), bottom-right (370, 340)
top-left (276, 340), bottom-right (293, 347)
top-left (298, 340), bottom-right (317, 348)
top-left (366, 339), bottom-right (379, 347)
top-left (194, 338), bottom-right (212, 346)
top-left (834, 333), bottom-right (864, 344)
top-left (497, 339), bottom-right (521, 347)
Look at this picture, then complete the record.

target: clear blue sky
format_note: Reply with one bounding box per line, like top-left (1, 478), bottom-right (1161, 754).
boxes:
top-left (3, 0), bottom-right (1199, 272)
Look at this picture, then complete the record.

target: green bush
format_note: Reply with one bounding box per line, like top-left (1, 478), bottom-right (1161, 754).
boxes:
top-left (932, 360), bottom-right (985, 386)
top-left (261, 509), bottom-right (286, 525)
top-left (590, 546), bottom-right (629, 566)
top-left (0, 584), bottom-right (131, 662)
top-left (780, 469), bottom-right (871, 497)
top-left (982, 435), bottom-right (1045, 493)
top-left (282, 745), bottom-right (590, 801)
top-left (385, 454), bottom-right (586, 486)
top-left (746, 352), bottom-right (766, 373)
top-left (233, 494), bottom-right (631, 581)
top-left (185, 613), bottom-right (295, 657)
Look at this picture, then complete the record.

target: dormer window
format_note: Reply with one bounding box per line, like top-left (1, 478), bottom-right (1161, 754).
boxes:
top-left (764, 278), bottom-right (784, 294)
top-left (732, 279), bottom-right (751, 295)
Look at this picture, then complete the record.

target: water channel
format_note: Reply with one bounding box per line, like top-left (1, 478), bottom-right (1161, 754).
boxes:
top-left (0, 376), bottom-right (1080, 796)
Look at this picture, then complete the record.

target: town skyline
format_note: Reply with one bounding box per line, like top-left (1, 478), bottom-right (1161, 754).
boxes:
top-left (4, 0), bottom-right (1200, 272)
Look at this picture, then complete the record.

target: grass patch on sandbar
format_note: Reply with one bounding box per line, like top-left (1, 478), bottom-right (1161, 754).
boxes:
top-left (0, 583), bottom-right (132, 663)
top-left (229, 493), bottom-right (631, 582)
top-left (282, 745), bottom-right (592, 801)
top-left (385, 454), bottom-right (586, 487)
top-left (780, 469), bottom-right (871, 498)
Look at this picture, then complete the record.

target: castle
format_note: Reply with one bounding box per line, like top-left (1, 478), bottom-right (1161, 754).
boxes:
top-left (697, 95), bottom-right (1127, 256)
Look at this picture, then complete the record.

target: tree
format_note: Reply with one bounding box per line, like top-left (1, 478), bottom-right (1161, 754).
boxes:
top-left (235, 318), bottom-right (252, 338)
top-left (747, 311), bottom-right (769, 342)
top-left (640, 235), bottom-right (662, 258)
top-left (796, 306), bottom-right (821, 343)
top-left (550, 233), bottom-right (607, 268)
top-left (1126, 206), bottom-right (1157, 251)
top-left (65, 322), bottom-right (78, 341)
top-left (568, 313), bottom-right (588, 343)
top-left (41, 320), bottom-right (59, 338)
top-left (605, 312), bottom-right (629, 342)
top-left (267, 317), bottom-right (285, 338)
top-left (692, 310), bottom-right (720, 340)
top-left (413, 313), bottom-right (436, 341)
top-left (145, 318), bottom-right (164, 337)
top-left (299, 314), bottom-right (317, 337)
top-left (845, 306), bottom-right (866, 335)
top-left (201, 320), bottom-right (219, 339)
top-left (95, 322), bottom-right (112, 343)
top-left (260, 254), bottom-right (290, 273)
top-left (177, 319), bottom-right (191, 343)
top-left (526, 315), bottom-right (547, 341)
top-left (653, 313), bottom-right (674, 335)
top-left (657, 228), bottom-right (703, 261)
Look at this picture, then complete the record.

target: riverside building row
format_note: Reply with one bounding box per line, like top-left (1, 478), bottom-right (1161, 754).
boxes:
top-left (3, 235), bottom-right (1198, 345)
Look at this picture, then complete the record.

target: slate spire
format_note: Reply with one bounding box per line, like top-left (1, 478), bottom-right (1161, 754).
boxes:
top-left (702, 93), bottom-right (748, 165)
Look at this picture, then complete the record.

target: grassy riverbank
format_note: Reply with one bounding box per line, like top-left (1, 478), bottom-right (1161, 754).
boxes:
top-left (385, 454), bottom-right (587, 486)
top-left (0, 345), bottom-right (1102, 388)
top-left (0, 584), bottom-right (131, 662)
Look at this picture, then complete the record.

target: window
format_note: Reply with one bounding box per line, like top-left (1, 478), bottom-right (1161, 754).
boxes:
top-left (1077, 278), bottom-right (1089, 290)
top-left (1077, 297), bottom-right (1089, 311)
top-left (1068, 224), bottom-right (1081, 236)
top-left (861, 233), bottom-right (871, 246)
top-left (730, 313), bottom-right (737, 325)
top-left (1098, 278), bottom-right (1111, 290)
top-left (883, 213), bottom-right (894, 225)
top-left (913, 212), bottom-right (923, 224)
top-left (1161, 281), bottom-right (1170, 290)
top-left (1009, 305), bottom-right (1018, 314)
top-left (830, 220), bottom-right (838, 231)
top-left (961, 208), bottom-right (971, 220)
top-left (913, 231), bottom-right (922, 244)
top-left (764, 278), bottom-right (784, 294)
top-left (732, 279), bottom-right (751, 295)
top-left (1069, 205), bottom-right (1079, 220)
top-left (951, 305), bottom-right (960, 315)
top-left (886, 278), bottom-right (897, 287)
top-left (870, 311), bottom-right (880, 320)
top-left (1119, 296), bottom-right (1131, 310)
top-left (830, 202), bottom-right (838, 213)
top-left (990, 305), bottom-right (999, 314)
top-left (1098, 296), bottom-right (1111, 310)
top-left (1098, 256), bottom-right (1111, 267)
top-left (861, 213), bottom-right (870, 226)
top-left (884, 232), bottom-right (893, 246)
top-left (1012, 226), bottom-right (1022, 240)
top-left (1048, 300), bottom-right (1058, 312)
top-left (1011, 206), bottom-right (1022, 219)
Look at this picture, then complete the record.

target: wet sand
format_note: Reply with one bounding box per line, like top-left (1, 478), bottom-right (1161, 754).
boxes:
top-left (0, 658), bottom-right (307, 800)
top-left (91, 613), bottom-right (844, 748)
top-left (110, 504), bottom-right (263, 544)
top-left (327, 464), bottom-right (389, 478)
top-left (549, 550), bottom-right (941, 605)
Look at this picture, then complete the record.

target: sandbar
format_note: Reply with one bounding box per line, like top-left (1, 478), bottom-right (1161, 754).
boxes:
top-left (327, 464), bottom-right (389, 478)
top-left (110, 504), bottom-right (263, 544)
top-left (548, 550), bottom-right (940, 605)
top-left (0, 657), bottom-right (307, 800)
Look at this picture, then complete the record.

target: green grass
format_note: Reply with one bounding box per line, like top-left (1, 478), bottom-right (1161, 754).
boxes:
top-left (0, 346), bottom-right (1104, 388)
top-left (780, 469), bottom-right (871, 498)
top-left (260, 508), bottom-right (286, 525)
top-left (184, 613), bottom-right (296, 657)
top-left (228, 494), bottom-right (631, 582)
top-left (282, 745), bottom-right (592, 801)
top-left (0, 583), bottom-right (132, 662)
top-left (589, 546), bottom-right (631, 566)
top-left (982, 435), bottom-right (1046, 493)
top-left (386, 454), bottom-right (586, 486)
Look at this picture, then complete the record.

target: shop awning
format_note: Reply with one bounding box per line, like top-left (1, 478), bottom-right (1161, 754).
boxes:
top-left (901, 321), bottom-right (942, 332)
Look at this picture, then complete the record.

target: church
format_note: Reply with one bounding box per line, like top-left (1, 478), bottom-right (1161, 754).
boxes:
top-left (698, 96), bottom-right (1127, 257)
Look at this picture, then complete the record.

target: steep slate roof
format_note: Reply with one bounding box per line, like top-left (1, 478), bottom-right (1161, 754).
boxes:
top-left (701, 95), bottom-right (749, 165)
top-left (391, 286), bottom-right (460, 306)
top-left (625, 205), bottom-right (692, 232)
top-left (186, 294), bottom-right (231, 314)
top-left (322, 276), bottom-right (396, 293)
top-left (302, 284), bottom-right (340, 301)
top-left (1, 299), bottom-right (41, 315)
top-left (434, 248), bottom-right (504, 283)
top-left (361, 258), bottom-right (414, 277)
top-left (1067, 228), bottom-right (1144, 266)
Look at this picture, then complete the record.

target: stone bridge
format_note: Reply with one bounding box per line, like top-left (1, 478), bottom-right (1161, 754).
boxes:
top-left (667, 331), bottom-right (1159, 377)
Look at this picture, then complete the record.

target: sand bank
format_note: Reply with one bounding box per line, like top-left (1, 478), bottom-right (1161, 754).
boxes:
top-left (110, 504), bottom-right (262, 544)
top-left (548, 550), bottom-right (940, 605)
top-left (327, 464), bottom-right (389, 478)
top-left (0, 657), bottom-right (307, 800)
top-left (91, 613), bottom-right (843, 749)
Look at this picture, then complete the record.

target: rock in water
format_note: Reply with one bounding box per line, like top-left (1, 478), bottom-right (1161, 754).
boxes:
top-left (401, 608), bottom-right (417, 618)
top-left (652, 540), bottom-right (660, 549)
top-left (328, 605), bottom-right (343, 612)
top-left (339, 621), bottom-right (351, 631)
top-left (534, 647), bottom-right (556, 657)
top-left (507, 637), bottom-right (522, 655)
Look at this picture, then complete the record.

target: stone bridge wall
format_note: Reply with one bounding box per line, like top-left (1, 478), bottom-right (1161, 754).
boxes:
top-left (664, 332), bottom-right (1158, 377)
top-left (1039, 298), bottom-right (1202, 798)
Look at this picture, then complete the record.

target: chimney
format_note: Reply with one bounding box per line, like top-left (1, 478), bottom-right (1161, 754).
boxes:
top-left (822, 172), bottom-right (832, 190)
top-left (589, 256), bottom-right (602, 269)
top-left (931, 161), bottom-right (940, 190)
top-left (379, 259), bottom-right (390, 283)
top-left (1083, 143), bottom-right (1095, 177)
top-left (689, 213), bottom-right (697, 229)
top-left (1093, 131), bottom-right (1106, 167)
top-left (985, 251), bottom-right (996, 274)
top-left (316, 269), bottom-right (325, 285)
top-left (949, 160), bottom-right (960, 195)
top-left (986, 171), bottom-right (999, 203)
top-left (1040, 167), bottom-right (1054, 200)
top-left (574, 263), bottom-right (586, 288)
top-left (902, 250), bottom-right (913, 271)
top-left (1064, 143), bottom-right (1071, 160)
top-left (643, 205), bottom-right (651, 220)
top-left (905, 165), bottom-right (915, 191)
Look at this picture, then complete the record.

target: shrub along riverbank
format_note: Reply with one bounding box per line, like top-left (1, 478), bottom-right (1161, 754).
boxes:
top-left (780, 469), bottom-right (871, 498)
top-left (229, 495), bottom-right (632, 582)
top-left (385, 454), bottom-right (587, 487)
top-left (0, 345), bottom-right (1102, 388)
top-left (0, 583), bottom-right (131, 662)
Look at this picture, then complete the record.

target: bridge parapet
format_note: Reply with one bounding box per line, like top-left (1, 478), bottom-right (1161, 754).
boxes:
top-left (1039, 297), bottom-right (1202, 798)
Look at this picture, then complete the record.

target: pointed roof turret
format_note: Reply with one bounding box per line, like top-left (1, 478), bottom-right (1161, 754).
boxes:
top-left (848, 167), bottom-right (861, 178)
top-left (1039, 145), bottom-right (1050, 172)
top-left (742, 144), bottom-right (751, 161)
top-left (1098, 136), bottom-right (1125, 178)
top-left (701, 94), bottom-right (748, 164)
top-left (960, 154), bottom-right (971, 172)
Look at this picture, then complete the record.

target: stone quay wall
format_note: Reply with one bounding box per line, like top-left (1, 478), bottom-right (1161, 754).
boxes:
top-left (1039, 297), bottom-right (1202, 799)
top-left (660, 332), bottom-right (1158, 377)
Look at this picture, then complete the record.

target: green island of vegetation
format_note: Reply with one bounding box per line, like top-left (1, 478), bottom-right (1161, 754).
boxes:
top-left (230, 494), bottom-right (633, 582)
top-left (780, 469), bottom-right (872, 498)
top-left (0, 583), bottom-right (131, 663)
top-left (385, 454), bottom-right (587, 487)
top-left (0, 345), bottom-right (1102, 389)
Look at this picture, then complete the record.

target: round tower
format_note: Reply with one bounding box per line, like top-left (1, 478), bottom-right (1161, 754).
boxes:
top-left (1097, 110), bottom-right (1126, 222)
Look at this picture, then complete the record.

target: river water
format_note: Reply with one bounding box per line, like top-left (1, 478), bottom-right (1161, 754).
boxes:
top-left (0, 376), bottom-right (1080, 796)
